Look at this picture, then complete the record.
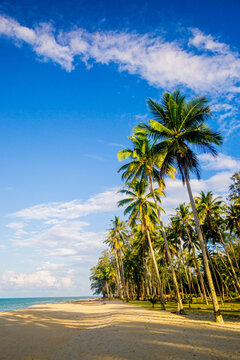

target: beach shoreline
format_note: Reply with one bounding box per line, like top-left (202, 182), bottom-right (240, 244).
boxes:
top-left (0, 298), bottom-right (239, 359)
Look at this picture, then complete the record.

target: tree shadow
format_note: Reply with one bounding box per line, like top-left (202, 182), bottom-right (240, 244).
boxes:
top-left (0, 301), bottom-right (239, 360)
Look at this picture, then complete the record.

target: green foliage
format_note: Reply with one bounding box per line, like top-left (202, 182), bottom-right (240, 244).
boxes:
top-left (148, 295), bottom-right (158, 308)
top-left (228, 172), bottom-right (240, 205)
top-left (134, 90), bottom-right (222, 183)
top-left (90, 90), bottom-right (240, 322)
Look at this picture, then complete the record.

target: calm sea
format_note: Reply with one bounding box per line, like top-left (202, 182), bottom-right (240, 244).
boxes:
top-left (0, 296), bottom-right (93, 312)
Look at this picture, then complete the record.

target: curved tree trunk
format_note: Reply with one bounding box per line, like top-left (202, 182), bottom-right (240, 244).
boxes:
top-left (115, 249), bottom-right (124, 299)
top-left (188, 268), bottom-right (197, 296)
top-left (213, 257), bottom-right (231, 298)
top-left (210, 259), bottom-right (224, 306)
top-left (149, 176), bottom-right (184, 314)
top-left (164, 263), bottom-right (173, 299)
top-left (184, 169), bottom-right (224, 324)
top-left (194, 273), bottom-right (202, 297)
top-left (230, 240), bottom-right (240, 274)
top-left (218, 231), bottom-right (240, 294)
top-left (106, 280), bottom-right (110, 298)
top-left (117, 238), bottom-right (129, 302)
top-left (179, 246), bottom-right (192, 295)
top-left (229, 242), bottom-right (240, 274)
top-left (213, 242), bottom-right (234, 279)
top-left (145, 225), bottom-right (166, 309)
top-left (185, 228), bottom-right (209, 304)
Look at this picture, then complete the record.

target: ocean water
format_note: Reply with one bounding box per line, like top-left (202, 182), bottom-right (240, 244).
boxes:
top-left (0, 296), bottom-right (93, 312)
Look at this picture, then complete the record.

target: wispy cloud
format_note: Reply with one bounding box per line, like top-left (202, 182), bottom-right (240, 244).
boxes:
top-left (159, 153), bottom-right (239, 219)
top-left (1, 14), bottom-right (240, 94)
top-left (98, 139), bottom-right (124, 148)
top-left (199, 153), bottom-right (240, 171)
top-left (0, 268), bottom-right (74, 289)
top-left (10, 188), bottom-right (122, 220)
top-left (6, 189), bottom-right (118, 263)
top-left (162, 171), bottom-right (232, 219)
top-left (188, 28), bottom-right (232, 54)
top-left (1, 14), bottom-right (240, 135)
top-left (3, 156), bottom-right (239, 293)
top-left (1, 270), bottom-right (59, 288)
top-left (84, 154), bottom-right (104, 161)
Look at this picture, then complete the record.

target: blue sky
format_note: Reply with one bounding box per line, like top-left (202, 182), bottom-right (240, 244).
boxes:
top-left (0, 0), bottom-right (239, 297)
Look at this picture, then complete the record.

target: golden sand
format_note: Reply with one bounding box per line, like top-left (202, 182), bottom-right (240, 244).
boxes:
top-left (0, 299), bottom-right (239, 359)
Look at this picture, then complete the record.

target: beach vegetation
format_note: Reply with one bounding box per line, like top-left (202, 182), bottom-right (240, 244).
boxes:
top-left (90, 90), bottom-right (240, 324)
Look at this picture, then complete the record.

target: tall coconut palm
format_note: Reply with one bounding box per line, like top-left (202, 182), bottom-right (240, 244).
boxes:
top-left (195, 191), bottom-right (240, 294)
top-left (228, 172), bottom-right (240, 205)
top-left (135, 90), bottom-right (224, 323)
top-left (118, 179), bottom-right (166, 309)
top-left (118, 134), bottom-right (184, 313)
top-left (105, 217), bottom-right (129, 301)
top-left (226, 204), bottom-right (240, 242)
top-left (175, 203), bottom-right (209, 304)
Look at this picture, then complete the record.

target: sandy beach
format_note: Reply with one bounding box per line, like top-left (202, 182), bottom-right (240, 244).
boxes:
top-left (0, 299), bottom-right (239, 360)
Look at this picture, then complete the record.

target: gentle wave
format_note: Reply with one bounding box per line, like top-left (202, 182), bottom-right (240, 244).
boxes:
top-left (0, 296), bottom-right (93, 312)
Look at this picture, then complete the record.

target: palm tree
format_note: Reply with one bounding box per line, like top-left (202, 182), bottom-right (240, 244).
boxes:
top-left (105, 217), bottom-right (129, 301)
top-left (226, 204), bottom-right (240, 242)
top-left (195, 191), bottom-right (240, 294)
top-left (135, 90), bottom-right (224, 323)
top-left (118, 179), bottom-right (166, 309)
top-left (118, 134), bottom-right (184, 313)
top-left (228, 172), bottom-right (240, 205)
top-left (90, 250), bottom-right (115, 297)
top-left (175, 203), bottom-right (209, 304)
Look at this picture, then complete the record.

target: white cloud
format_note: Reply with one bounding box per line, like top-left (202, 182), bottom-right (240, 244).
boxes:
top-left (6, 221), bottom-right (25, 230)
top-left (1, 14), bottom-right (240, 135)
top-left (189, 29), bottom-right (231, 54)
top-left (0, 265), bottom-right (75, 290)
top-left (1, 270), bottom-right (58, 288)
top-left (9, 219), bottom-right (106, 253)
top-left (67, 28), bottom-right (240, 94)
top-left (10, 188), bottom-right (122, 220)
top-left (199, 153), bottom-right (240, 171)
top-left (45, 248), bottom-right (78, 256)
top-left (4, 189), bottom-right (116, 291)
top-left (37, 261), bottom-right (65, 270)
top-left (162, 168), bottom-right (236, 220)
top-left (1, 14), bottom-right (240, 94)
top-left (0, 15), bottom-right (73, 70)
top-left (204, 171), bottom-right (234, 194)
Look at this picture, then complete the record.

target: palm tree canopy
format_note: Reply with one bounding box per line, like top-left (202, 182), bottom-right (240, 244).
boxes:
top-left (226, 204), bottom-right (240, 238)
top-left (195, 191), bottom-right (224, 224)
top-left (134, 90), bottom-right (223, 183)
top-left (118, 134), bottom-right (175, 187)
top-left (228, 172), bottom-right (240, 205)
top-left (194, 191), bottom-right (225, 243)
top-left (104, 216), bottom-right (128, 250)
top-left (118, 179), bottom-right (161, 230)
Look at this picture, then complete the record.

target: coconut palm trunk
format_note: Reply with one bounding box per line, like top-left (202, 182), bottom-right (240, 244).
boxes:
top-left (164, 263), bottom-right (173, 298)
top-left (229, 242), bottom-right (240, 274)
top-left (179, 245), bottom-right (192, 295)
top-left (149, 176), bottom-right (184, 314)
top-left (115, 249), bottom-right (124, 299)
top-left (213, 242), bottom-right (236, 282)
top-left (145, 224), bottom-right (166, 309)
top-left (185, 227), bottom-right (209, 304)
top-left (184, 170), bottom-right (224, 324)
top-left (117, 238), bottom-right (129, 302)
top-left (218, 231), bottom-right (240, 294)
top-left (106, 280), bottom-right (110, 298)
top-left (194, 273), bottom-right (202, 297)
top-left (213, 258), bottom-right (231, 298)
